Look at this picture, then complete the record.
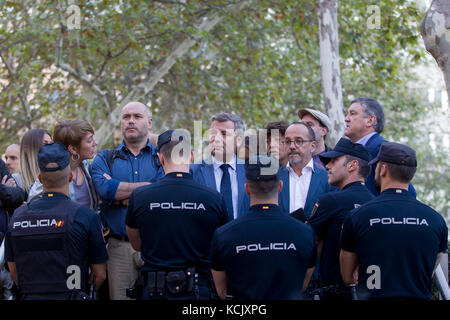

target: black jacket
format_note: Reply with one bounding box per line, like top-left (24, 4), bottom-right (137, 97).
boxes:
top-left (0, 159), bottom-right (26, 235)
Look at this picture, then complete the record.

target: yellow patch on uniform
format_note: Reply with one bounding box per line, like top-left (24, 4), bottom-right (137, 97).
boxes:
top-left (396, 189), bottom-right (402, 193)
top-left (361, 182), bottom-right (365, 186)
top-left (48, 193), bottom-right (53, 197)
top-left (176, 174), bottom-right (183, 177)
top-left (262, 206), bottom-right (269, 210)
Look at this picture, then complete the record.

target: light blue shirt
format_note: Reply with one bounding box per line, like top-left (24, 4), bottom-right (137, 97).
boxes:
top-left (356, 132), bottom-right (377, 146)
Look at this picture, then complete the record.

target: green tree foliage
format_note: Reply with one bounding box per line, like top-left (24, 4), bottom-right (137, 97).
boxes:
top-left (0, 0), bottom-right (447, 217)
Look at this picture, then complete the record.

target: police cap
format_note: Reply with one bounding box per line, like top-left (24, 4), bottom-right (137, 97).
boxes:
top-left (157, 129), bottom-right (188, 151)
top-left (319, 137), bottom-right (371, 165)
top-left (38, 142), bottom-right (70, 172)
top-left (369, 141), bottom-right (417, 167)
top-left (245, 155), bottom-right (280, 182)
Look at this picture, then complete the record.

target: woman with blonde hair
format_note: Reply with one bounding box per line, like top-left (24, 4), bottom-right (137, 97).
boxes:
top-left (19, 129), bottom-right (52, 200)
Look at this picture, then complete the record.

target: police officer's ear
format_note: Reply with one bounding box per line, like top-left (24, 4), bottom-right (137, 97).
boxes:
top-left (244, 183), bottom-right (250, 196)
top-left (157, 152), bottom-right (165, 168)
top-left (346, 159), bottom-right (358, 173)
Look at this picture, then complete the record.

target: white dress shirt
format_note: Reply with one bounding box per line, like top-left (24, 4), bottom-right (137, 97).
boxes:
top-left (287, 159), bottom-right (315, 213)
top-left (212, 156), bottom-right (239, 219)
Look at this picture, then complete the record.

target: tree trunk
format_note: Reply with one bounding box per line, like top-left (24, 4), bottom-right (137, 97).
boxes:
top-left (318, 0), bottom-right (345, 147)
top-left (420, 0), bottom-right (450, 106)
top-left (94, 1), bottom-right (250, 148)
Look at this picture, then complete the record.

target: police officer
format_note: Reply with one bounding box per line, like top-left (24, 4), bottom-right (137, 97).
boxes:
top-left (4, 142), bottom-right (108, 299)
top-left (340, 142), bottom-right (448, 299)
top-left (125, 129), bottom-right (229, 300)
top-left (210, 155), bottom-right (317, 300)
top-left (307, 138), bottom-right (374, 300)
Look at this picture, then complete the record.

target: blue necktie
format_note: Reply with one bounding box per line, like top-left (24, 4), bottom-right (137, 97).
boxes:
top-left (220, 164), bottom-right (234, 220)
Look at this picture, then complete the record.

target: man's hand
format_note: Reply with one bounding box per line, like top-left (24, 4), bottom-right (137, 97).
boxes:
top-left (1, 175), bottom-right (16, 187)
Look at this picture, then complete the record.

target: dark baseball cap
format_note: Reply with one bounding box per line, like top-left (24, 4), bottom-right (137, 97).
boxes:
top-left (319, 138), bottom-right (371, 165)
top-left (368, 142), bottom-right (417, 167)
top-left (245, 155), bottom-right (280, 181)
top-left (157, 129), bottom-right (189, 151)
top-left (38, 142), bottom-right (70, 172)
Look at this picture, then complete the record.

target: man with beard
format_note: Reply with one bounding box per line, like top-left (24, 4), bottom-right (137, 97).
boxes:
top-left (340, 142), bottom-right (447, 299)
top-left (307, 138), bottom-right (374, 300)
top-left (298, 109), bottom-right (332, 170)
top-left (278, 122), bottom-right (336, 218)
top-left (191, 113), bottom-right (250, 220)
top-left (92, 102), bottom-right (164, 300)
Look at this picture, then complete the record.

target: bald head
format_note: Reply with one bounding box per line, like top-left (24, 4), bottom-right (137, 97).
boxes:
top-left (122, 102), bottom-right (152, 118)
top-left (5, 143), bottom-right (20, 173)
top-left (121, 102), bottom-right (153, 145)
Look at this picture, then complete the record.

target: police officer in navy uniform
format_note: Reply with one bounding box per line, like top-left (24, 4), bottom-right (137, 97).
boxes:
top-left (340, 142), bottom-right (448, 300)
top-left (125, 129), bottom-right (229, 300)
top-left (307, 138), bottom-right (374, 300)
top-left (210, 155), bottom-right (317, 300)
top-left (4, 142), bottom-right (108, 300)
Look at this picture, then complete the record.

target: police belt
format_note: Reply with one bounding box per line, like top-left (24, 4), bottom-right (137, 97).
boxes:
top-left (141, 267), bottom-right (209, 297)
top-left (317, 284), bottom-right (350, 296)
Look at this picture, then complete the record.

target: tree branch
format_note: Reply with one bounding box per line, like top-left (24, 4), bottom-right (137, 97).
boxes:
top-left (95, 0), bottom-right (251, 148)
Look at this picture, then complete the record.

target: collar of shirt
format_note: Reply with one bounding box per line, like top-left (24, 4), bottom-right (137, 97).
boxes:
top-left (380, 188), bottom-right (411, 196)
top-left (41, 192), bottom-right (70, 200)
top-left (286, 159), bottom-right (315, 177)
top-left (356, 132), bottom-right (377, 146)
top-left (164, 172), bottom-right (193, 180)
top-left (212, 156), bottom-right (237, 172)
top-left (118, 139), bottom-right (155, 155)
top-left (342, 181), bottom-right (366, 190)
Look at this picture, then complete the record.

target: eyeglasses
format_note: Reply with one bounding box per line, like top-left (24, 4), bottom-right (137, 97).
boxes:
top-left (285, 138), bottom-right (314, 147)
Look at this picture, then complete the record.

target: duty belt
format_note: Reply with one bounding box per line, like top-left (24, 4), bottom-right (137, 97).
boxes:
top-left (127, 267), bottom-right (209, 299)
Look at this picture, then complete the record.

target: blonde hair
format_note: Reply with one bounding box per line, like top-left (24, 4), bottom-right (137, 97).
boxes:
top-left (20, 129), bottom-right (51, 192)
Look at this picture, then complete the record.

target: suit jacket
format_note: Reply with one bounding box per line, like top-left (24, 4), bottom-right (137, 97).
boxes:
top-left (278, 164), bottom-right (337, 218)
top-left (190, 158), bottom-right (250, 219)
top-left (365, 133), bottom-right (416, 197)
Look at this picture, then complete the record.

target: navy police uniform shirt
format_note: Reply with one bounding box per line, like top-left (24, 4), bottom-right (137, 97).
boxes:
top-left (125, 172), bottom-right (229, 277)
top-left (210, 204), bottom-right (317, 300)
top-left (5, 193), bottom-right (108, 291)
top-left (341, 188), bottom-right (448, 300)
top-left (308, 181), bottom-right (374, 286)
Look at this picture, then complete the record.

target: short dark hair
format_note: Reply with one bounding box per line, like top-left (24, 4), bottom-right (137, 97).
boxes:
top-left (351, 97), bottom-right (385, 133)
top-left (211, 112), bottom-right (245, 133)
top-left (384, 162), bottom-right (416, 183)
top-left (246, 178), bottom-right (280, 197)
top-left (345, 155), bottom-right (370, 179)
top-left (266, 121), bottom-right (289, 141)
top-left (40, 165), bottom-right (70, 189)
top-left (158, 139), bottom-right (190, 164)
top-left (290, 121), bottom-right (316, 141)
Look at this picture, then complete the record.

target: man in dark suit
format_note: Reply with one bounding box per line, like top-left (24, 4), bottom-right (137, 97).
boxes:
top-left (190, 113), bottom-right (250, 220)
top-left (344, 97), bottom-right (416, 197)
top-left (278, 122), bottom-right (336, 218)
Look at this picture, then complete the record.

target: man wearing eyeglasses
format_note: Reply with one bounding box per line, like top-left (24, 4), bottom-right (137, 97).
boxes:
top-left (278, 122), bottom-right (337, 219)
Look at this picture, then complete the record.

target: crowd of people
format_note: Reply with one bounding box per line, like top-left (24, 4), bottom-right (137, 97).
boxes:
top-left (0, 97), bottom-right (447, 300)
